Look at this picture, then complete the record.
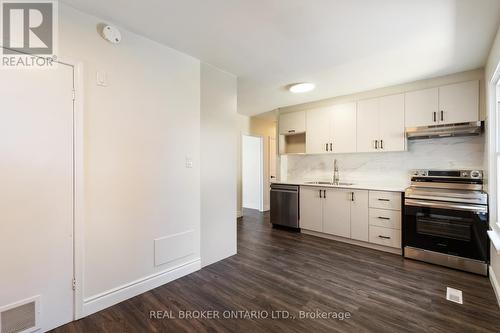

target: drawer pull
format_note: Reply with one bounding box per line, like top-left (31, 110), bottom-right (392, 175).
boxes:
top-left (377, 217), bottom-right (390, 220)
top-left (377, 198), bottom-right (390, 202)
top-left (378, 235), bottom-right (391, 240)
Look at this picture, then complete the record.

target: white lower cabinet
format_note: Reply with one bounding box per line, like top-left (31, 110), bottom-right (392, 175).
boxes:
top-left (300, 187), bottom-right (402, 251)
top-left (368, 191), bottom-right (402, 249)
top-left (300, 187), bottom-right (324, 232)
top-left (300, 187), bottom-right (369, 240)
top-left (323, 189), bottom-right (352, 238)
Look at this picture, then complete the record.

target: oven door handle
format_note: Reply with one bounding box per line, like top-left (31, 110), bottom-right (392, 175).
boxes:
top-left (405, 199), bottom-right (487, 214)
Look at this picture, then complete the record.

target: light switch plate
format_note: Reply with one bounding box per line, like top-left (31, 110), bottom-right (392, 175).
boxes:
top-left (96, 71), bottom-right (108, 86)
top-left (185, 157), bottom-right (193, 169)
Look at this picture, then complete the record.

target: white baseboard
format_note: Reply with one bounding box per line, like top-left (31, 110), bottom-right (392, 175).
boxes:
top-left (82, 259), bottom-right (201, 317)
top-left (489, 266), bottom-right (500, 308)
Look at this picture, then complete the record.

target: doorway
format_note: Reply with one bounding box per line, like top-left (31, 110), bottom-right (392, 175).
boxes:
top-left (0, 63), bottom-right (76, 332)
top-left (242, 135), bottom-right (264, 212)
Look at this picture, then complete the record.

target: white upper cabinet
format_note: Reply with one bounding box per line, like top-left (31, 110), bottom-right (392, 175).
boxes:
top-left (306, 103), bottom-right (356, 154)
top-left (279, 111), bottom-right (306, 135)
top-left (379, 94), bottom-right (405, 152)
top-left (405, 80), bottom-right (479, 127)
top-left (306, 107), bottom-right (331, 154)
top-left (357, 94), bottom-right (405, 153)
top-left (356, 98), bottom-right (380, 153)
top-left (331, 103), bottom-right (357, 153)
top-left (405, 88), bottom-right (439, 127)
top-left (439, 81), bottom-right (479, 124)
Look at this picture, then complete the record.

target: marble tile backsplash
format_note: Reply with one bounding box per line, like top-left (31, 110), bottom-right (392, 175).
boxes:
top-left (283, 136), bottom-right (485, 184)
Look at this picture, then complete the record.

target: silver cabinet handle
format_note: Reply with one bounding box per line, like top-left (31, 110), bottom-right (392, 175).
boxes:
top-left (378, 235), bottom-right (391, 240)
top-left (440, 110), bottom-right (444, 121)
top-left (377, 216), bottom-right (390, 220)
top-left (377, 198), bottom-right (390, 202)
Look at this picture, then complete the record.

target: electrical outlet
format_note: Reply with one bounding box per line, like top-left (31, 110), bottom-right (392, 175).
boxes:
top-left (185, 157), bottom-right (193, 169)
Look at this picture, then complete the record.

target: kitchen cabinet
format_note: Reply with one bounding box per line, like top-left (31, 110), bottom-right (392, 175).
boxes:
top-left (357, 94), bottom-right (405, 153)
top-left (300, 187), bottom-right (323, 232)
top-left (306, 103), bottom-right (356, 154)
top-left (279, 111), bottom-right (306, 135)
top-left (439, 81), bottom-right (479, 124)
top-left (405, 80), bottom-right (479, 128)
top-left (368, 191), bottom-right (402, 249)
top-left (300, 187), bottom-right (368, 240)
top-left (323, 189), bottom-right (351, 238)
top-left (350, 190), bottom-right (369, 242)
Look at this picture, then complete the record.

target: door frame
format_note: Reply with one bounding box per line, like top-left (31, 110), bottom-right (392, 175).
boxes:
top-left (241, 134), bottom-right (264, 212)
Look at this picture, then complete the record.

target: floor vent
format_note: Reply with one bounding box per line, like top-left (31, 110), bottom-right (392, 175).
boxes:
top-left (0, 297), bottom-right (39, 333)
top-left (446, 287), bottom-right (463, 304)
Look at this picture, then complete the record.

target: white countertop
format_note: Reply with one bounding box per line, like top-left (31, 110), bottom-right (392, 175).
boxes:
top-left (272, 180), bottom-right (409, 192)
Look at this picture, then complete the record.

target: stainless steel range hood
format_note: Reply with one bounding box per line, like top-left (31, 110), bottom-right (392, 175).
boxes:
top-left (406, 121), bottom-right (482, 140)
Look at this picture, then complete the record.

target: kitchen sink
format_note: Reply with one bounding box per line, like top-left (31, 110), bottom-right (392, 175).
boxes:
top-left (305, 181), bottom-right (355, 186)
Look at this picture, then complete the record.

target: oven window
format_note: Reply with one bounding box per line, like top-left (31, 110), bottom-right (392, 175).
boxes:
top-left (416, 213), bottom-right (472, 241)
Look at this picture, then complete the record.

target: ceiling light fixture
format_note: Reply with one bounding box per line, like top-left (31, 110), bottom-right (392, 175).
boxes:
top-left (288, 82), bottom-right (315, 93)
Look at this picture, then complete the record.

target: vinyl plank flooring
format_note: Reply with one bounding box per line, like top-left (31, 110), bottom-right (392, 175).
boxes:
top-left (51, 209), bottom-right (500, 333)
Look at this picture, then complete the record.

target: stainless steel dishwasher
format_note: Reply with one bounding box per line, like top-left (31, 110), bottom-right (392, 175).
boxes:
top-left (270, 184), bottom-right (300, 229)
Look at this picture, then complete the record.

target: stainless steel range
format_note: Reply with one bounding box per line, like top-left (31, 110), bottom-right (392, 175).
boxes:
top-left (403, 170), bottom-right (489, 275)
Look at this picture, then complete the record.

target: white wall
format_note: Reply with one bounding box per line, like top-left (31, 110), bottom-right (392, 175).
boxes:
top-left (59, 4), bottom-right (203, 315)
top-left (485, 25), bottom-right (500, 304)
top-left (200, 63), bottom-right (237, 267)
top-left (242, 135), bottom-right (263, 210)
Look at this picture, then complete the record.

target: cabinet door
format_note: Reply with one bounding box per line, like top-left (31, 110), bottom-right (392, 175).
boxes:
top-left (356, 98), bottom-right (380, 153)
top-left (350, 190), bottom-right (369, 242)
top-left (279, 111), bottom-right (306, 135)
top-left (323, 189), bottom-right (351, 238)
top-left (331, 103), bottom-right (357, 153)
top-left (439, 80), bottom-right (479, 124)
top-left (405, 88), bottom-right (438, 127)
top-left (299, 187), bottom-right (323, 232)
top-left (379, 94), bottom-right (405, 152)
top-left (306, 107), bottom-right (331, 154)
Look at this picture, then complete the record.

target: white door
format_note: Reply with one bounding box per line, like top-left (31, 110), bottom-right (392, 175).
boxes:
top-left (306, 107), bottom-right (331, 154)
top-left (350, 190), bottom-right (369, 242)
top-left (331, 103), bottom-right (357, 153)
top-left (269, 137), bottom-right (277, 182)
top-left (0, 65), bottom-right (74, 331)
top-left (379, 94), bottom-right (405, 152)
top-left (323, 189), bottom-right (351, 238)
top-left (356, 98), bottom-right (379, 153)
top-left (405, 88), bottom-right (438, 127)
top-left (242, 135), bottom-right (263, 210)
top-left (439, 80), bottom-right (479, 124)
top-left (299, 187), bottom-right (323, 232)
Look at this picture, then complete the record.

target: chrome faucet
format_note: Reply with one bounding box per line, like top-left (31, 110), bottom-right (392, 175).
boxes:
top-left (333, 159), bottom-right (340, 184)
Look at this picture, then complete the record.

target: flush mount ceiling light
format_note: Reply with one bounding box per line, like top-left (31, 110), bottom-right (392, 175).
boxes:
top-left (288, 82), bottom-right (315, 93)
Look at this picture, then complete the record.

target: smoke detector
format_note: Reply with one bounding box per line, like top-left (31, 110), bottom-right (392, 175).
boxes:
top-left (101, 25), bottom-right (122, 44)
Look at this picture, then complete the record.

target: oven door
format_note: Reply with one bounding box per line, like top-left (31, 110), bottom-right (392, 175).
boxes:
top-left (404, 199), bottom-right (489, 263)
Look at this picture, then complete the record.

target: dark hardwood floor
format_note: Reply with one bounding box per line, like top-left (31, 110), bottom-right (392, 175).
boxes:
top-left (53, 209), bottom-right (500, 333)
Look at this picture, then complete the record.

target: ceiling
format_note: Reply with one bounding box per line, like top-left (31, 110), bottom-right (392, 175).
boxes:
top-left (62, 0), bottom-right (500, 116)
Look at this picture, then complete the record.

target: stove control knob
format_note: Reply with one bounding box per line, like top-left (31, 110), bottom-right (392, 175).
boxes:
top-left (470, 170), bottom-right (481, 178)
top-left (461, 171), bottom-right (469, 178)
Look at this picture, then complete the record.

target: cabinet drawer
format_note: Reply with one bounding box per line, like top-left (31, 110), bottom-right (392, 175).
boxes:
top-left (369, 191), bottom-right (401, 211)
top-left (369, 208), bottom-right (401, 230)
top-left (369, 226), bottom-right (401, 249)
